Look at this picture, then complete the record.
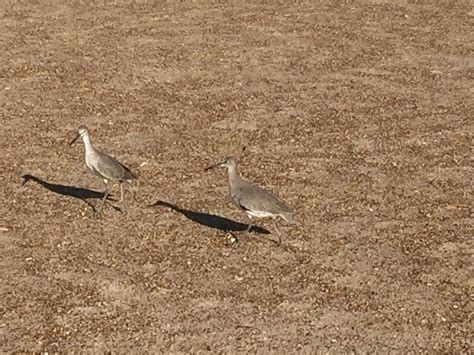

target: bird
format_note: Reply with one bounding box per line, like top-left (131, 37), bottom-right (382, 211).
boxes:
top-left (69, 125), bottom-right (137, 211)
top-left (205, 156), bottom-right (294, 245)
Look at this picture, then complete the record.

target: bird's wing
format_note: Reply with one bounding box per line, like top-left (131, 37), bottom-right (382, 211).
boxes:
top-left (235, 180), bottom-right (293, 216)
top-left (95, 150), bottom-right (137, 181)
top-left (117, 160), bottom-right (137, 180)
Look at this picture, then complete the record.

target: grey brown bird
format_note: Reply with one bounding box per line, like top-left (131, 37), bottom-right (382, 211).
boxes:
top-left (70, 126), bottom-right (137, 211)
top-left (205, 156), bottom-right (294, 245)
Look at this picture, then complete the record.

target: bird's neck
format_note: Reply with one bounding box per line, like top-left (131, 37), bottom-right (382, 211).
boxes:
top-left (227, 165), bottom-right (241, 185)
top-left (81, 135), bottom-right (94, 153)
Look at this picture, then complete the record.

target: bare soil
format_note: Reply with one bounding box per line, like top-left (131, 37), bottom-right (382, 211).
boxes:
top-left (0, 1), bottom-right (472, 352)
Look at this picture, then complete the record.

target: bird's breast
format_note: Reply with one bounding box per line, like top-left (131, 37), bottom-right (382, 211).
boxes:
top-left (84, 151), bottom-right (104, 178)
top-left (84, 151), bottom-right (96, 171)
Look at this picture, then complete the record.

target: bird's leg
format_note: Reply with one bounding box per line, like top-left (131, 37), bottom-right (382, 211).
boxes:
top-left (120, 181), bottom-right (124, 202)
top-left (245, 215), bottom-right (253, 233)
top-left (272, 220), bottom-right (282, 246)
top-left (97, 180), bottom-right (109, 212)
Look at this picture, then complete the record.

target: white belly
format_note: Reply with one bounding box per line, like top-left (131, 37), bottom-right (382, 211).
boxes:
top-left (246, 210), bottom-right (275, 219)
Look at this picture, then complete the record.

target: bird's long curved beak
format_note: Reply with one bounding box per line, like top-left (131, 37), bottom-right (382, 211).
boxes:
top-left (204, 161), bottom-right (222, 172)
top-left (69, 133), bottom-right (80, 146)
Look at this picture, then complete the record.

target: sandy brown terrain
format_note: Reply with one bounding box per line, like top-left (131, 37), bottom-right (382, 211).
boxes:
top-left (0, 0), bottom-right (472, 352)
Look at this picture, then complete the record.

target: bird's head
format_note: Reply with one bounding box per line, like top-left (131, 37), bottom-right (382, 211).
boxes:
top-left (204, 156), bottom-right (238, 171)
top-left (70, 125), bottom-right (90, 145)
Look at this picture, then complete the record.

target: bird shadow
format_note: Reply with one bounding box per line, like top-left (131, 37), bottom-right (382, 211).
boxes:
top-left (21, 174), bottom-right (119, 212)
top-left (150, 200), bottom-right (270, 235)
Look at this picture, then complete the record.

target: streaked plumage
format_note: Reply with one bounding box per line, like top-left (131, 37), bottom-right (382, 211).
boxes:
top-left (88, 148), bottom-right (136, 182)
top-left (230, 175), bottom-right (294, 221)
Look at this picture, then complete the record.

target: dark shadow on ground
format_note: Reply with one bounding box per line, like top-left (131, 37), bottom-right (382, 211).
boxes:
top-left (21, 174), bottom-right (118, 212)
top-left (150, 200), bottom-right (270, 235)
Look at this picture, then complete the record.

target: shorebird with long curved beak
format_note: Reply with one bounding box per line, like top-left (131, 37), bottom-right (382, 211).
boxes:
top-left (70, 125), bottom-right (137, 211)
top-left (205, 156), bottom-right (294, 245)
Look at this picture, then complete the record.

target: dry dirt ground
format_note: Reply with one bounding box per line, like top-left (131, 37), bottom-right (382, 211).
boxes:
top-left (0, 1), bottom-right (472, 352)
